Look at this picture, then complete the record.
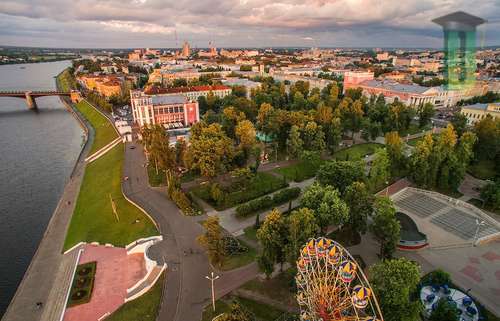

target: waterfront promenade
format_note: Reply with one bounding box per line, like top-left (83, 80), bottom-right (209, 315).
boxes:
top-left (2, 98), bottom-right (94, 321)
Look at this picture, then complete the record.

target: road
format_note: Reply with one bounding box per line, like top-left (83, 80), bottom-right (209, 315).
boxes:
top-left (122, 142), bottom-right (258, 321)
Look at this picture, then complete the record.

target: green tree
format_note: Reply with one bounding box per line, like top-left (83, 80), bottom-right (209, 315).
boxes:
top-left (287, 125), bottom-right (304, 159)
top-left (385, 131), bottom-right (405, 173)
top-left (451, 113), bottom-right (468, 137)
top-left (256, 209), bottom-right (287, 276)
top-left (410, 134), bottom-right (434, 187)
top-left (417, 102), bottom-right (435, 128)
top-left (285, 208), bottom-right (319, 265)
top-left (429, 299), bottom-right (459, 321)
top-left (301, 183), bottom-right (349, 233)
top-left (449, 131), bottom-right (477, 190)
top-left (474, 115), bottom-right (500, 161)
top-left (316, 160), bottom-right (365, 195)
top-left (369, 148), bottom-right (391, 191)
top-left (197, 216), bottom-right (225, 267)
top-left (235, 120), bottom-right (257, 151)
top-left (292, 91), bottom-right (307, 110)
top-left (369, 258), bottom-right (422, 321)
top-left (481, 180), bottom-right (500, 210)
top-left (344, 182), bottom-right (373, 235)
top-left (185, 122), bottom-right (235, 178)
top-left (327, 117), bottom-right (343, 152)
top-left (371, 197), bottom-right (400, 258)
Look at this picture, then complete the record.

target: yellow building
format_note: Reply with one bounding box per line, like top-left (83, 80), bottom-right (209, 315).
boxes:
top-left (460, 103), bottom-right (500, 124)
top-left (77, 75), bottom-right (123, 97)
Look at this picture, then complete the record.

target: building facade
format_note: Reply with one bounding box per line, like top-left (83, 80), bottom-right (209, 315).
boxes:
top-left (460, 103), bottom-right (500, 124)
top-left (77, 75), bottom-right (123, 97)
top-left (130, 90), bottom-right (199, 128)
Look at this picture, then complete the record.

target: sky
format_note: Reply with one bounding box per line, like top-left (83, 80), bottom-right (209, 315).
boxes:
top-left (0, 0), bottom-right (499, 49)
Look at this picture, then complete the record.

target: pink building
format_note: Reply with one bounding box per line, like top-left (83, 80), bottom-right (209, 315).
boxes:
top-left (130, 90), bottom-right (199, 128)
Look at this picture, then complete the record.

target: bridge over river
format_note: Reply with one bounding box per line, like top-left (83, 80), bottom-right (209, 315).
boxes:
top-left (0, 90), bottom-right (81, 110)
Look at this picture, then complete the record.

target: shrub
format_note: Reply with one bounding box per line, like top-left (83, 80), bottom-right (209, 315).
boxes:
top-left (171, 189), bottom-right (194, 215)
top-left (421, 269), bottom-right (452, 286)
top-left (235, 187), bottom-right (301, 217)
top-left (236, 196), bottom-right (273, 217)
top-left (272, 187), bottom-right (301, 204)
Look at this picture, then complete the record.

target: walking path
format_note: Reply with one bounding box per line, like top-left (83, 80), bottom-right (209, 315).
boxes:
top-left (122, 142), bottom-right (260, 321)
top-left (2, 99), bottom-right (94, 321)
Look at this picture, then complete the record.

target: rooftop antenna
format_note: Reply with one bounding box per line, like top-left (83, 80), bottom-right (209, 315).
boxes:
top-left (174, 29), bottom-right (178, 48)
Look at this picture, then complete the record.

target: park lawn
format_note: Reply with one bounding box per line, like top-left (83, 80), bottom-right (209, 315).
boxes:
top-left (241, 271), bottom-right (298, 307)
top-left (220, 239), bottom-right (257, 271)
top-left (147, 164), bottom-right (166, 187)
top-left (202, 296), bottom-right (291, 321)
top-left (105, 273), bottom-right (164, 321)
top-left (243, 226), bottom-right (258, 243)
top-left (274, 159), bottom-right (324, 182)
top-left (327, 227), bottom-right (361, 247)
top-left (398, 123), bottom-right (431, 137)
top-left (468, 159), bottom-right (497, 180)
top-left (191, 172), bottom-right (287, 210)
top-left (74, 100), bottom-right (118, 155)
top-left (64, 144), bottom-right (158, 250)
top-left (332, 143), bottom-right (383, 160)
top-left (56, 69), bottom-right (75, 92)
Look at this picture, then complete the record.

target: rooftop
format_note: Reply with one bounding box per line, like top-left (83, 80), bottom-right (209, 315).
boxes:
top-left (150, 94), bottom-right (187, 105)
top-left (145, 85), bottom-right (231, 95)
top-left (361, 79), bottom-right (432, 94)
top-left (462, 102), bottom-right (500, 111)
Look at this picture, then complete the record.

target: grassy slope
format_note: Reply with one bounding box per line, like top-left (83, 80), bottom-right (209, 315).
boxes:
top-left (105, 273), bottom-right (165, 321)
top-left (75, 100), bottom-right (118, 155)
top-left (64, 143), bottom-right (158, 250)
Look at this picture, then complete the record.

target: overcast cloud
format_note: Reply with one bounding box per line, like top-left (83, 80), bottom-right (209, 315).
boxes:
top-left (0, 0), bottom-right (498, 48)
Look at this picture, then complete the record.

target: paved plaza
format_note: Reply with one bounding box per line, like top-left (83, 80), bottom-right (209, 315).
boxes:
top-left (63, 244), bottom-right (147, 321)
top-left (392, 188), bottom-right (500, 247)
top-left (400, 241), bottom-right (500, 317)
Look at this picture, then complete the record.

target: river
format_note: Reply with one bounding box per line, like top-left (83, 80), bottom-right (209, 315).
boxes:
top-left (0, 61), bottom-right (84, 316)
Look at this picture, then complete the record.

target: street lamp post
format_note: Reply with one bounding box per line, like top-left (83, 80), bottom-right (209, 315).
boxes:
top-left (206, 271), bottom-right (220, 312)
top-left (472, 219), bottom-right (486, 247)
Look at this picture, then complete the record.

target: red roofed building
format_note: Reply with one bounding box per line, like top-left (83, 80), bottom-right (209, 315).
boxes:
top-left (144, 85), bottom-right (232, 102)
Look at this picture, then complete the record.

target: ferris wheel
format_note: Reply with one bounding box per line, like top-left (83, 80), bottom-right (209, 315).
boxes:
top-left (295, 237), bottom-right (384, 321)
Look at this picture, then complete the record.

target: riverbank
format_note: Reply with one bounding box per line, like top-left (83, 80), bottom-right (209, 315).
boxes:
top-left (2, 75), bottom-right (93, 321)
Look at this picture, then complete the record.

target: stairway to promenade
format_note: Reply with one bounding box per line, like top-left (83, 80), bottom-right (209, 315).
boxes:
top-left (40, 247), bottom-right (82, 321)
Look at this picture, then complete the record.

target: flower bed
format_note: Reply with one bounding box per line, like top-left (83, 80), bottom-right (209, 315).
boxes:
top-left (67, 261), bottom-right (97, 307)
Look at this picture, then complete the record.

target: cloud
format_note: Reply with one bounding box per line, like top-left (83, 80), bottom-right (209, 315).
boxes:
top-left (0, 0), bottom-right (498, 48)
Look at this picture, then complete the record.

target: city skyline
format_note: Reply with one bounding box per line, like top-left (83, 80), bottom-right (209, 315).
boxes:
top-left (0, 0), bottom-right (499, 48)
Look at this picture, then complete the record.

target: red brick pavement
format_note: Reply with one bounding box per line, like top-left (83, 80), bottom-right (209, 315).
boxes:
top-left (64, 244), bottom-right (146, 321)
